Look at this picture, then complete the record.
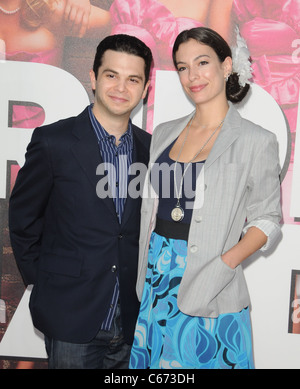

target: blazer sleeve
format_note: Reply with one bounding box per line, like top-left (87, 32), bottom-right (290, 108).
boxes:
top-left (243, 131), bottom-right (282, 251)
top-left (9, 127), bottom-right (53, 285)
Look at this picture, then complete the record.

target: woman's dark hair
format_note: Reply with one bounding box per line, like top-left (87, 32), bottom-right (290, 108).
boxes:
top-left (93, 34), bottom-right (153, 85)
top-left (172, 27), bottom-right (250, 103)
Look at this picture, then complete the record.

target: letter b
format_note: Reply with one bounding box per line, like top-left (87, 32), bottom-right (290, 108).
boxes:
top-left (0, 60), bottom-right (89, 199)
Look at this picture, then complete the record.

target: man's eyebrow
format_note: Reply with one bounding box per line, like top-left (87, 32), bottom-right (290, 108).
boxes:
top-left (102, 68), bottom-right (118, 75)
top-left (102, 68), bottom-right (144, 80)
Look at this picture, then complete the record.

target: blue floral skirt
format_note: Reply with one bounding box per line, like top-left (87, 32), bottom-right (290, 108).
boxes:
top-left (129, 232), bottom-right (254, 369)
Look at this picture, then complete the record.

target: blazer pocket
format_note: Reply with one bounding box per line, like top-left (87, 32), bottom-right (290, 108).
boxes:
top-left (39, 253), bottom-right (83, 277)
top-left (197, 255), bottom-right (236, 301)
top-left (178, 255), bottom-right (236, 317)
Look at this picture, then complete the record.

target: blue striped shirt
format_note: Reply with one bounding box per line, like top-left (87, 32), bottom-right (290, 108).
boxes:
top-left (88, 104), bottom-right (133, 331)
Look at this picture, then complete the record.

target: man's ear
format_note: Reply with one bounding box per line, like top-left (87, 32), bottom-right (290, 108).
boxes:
top-left (90, 69), bottom-right (97, 91)
top-left (142, 80), bottom-right (151, 100)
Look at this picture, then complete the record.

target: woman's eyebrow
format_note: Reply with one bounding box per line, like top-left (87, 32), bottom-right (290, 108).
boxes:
top-left (176, 54), bottom-right (211, 66)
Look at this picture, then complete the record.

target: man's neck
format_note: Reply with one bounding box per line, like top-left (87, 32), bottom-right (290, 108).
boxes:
top-left (92, 105), bottom-right (130, 138)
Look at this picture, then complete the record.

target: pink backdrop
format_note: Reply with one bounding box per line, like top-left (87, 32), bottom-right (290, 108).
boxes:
top-left (0, 0), bottom-right (299, 369)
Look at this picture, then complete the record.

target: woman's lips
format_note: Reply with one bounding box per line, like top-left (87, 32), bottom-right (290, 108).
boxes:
top-left (189, 84), bottom-right (207, 93)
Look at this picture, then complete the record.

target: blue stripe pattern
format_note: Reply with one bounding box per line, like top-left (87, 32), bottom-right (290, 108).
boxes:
top-left (88, 104), bottom-right (133, 331)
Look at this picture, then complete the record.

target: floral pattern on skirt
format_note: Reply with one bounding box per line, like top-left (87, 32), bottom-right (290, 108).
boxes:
top-left (129, 232), bottom-right (254, 369)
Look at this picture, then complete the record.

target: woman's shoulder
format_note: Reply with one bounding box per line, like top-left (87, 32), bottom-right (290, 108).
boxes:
top-left (154, 112), bottom-right (194, 133)
top-left (240, 115), bottom-right (277, 143)
top-left (228, 104), bottom-right (276, 143)
top-left (151, 113), bottom-right (194, 147)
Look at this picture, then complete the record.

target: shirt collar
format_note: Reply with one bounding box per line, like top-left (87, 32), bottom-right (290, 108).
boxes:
top-left (88, 103), bottom-right (133, 144)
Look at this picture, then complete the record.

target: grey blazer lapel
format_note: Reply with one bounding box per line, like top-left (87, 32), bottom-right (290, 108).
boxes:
top-left (150, 112), bottom-right (194, 163)
top-left (150, 104), bottom-right (242, 169)
top-left (205, 104), bottom-right (242, 170)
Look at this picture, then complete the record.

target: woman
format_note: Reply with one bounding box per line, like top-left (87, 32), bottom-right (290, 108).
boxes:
top-left (130, 27), bottom-right (282, 369)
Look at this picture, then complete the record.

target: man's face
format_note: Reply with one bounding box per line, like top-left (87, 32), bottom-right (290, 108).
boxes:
top-left (90, 50), bottom-right (150, 121)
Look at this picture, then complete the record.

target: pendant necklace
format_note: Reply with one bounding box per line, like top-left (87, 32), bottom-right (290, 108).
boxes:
top-left (0, 6), bottom-right (21, 15)
top-left (171, 116), bottom-right (224, 222)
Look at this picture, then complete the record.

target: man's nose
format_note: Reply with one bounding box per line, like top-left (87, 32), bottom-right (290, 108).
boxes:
top-left (115, 78), bottom-right (126, 92)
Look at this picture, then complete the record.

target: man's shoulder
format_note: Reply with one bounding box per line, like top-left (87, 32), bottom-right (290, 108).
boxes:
top-left (39, 108), bottom-right (88, 131)
top-left (132, 124), bottom-right (151, 145)
top-left (35, 107), bottom-right (89, 136)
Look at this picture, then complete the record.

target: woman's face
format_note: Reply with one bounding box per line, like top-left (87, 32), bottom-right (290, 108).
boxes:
top-left (175, 39), bottom-right (232, 107)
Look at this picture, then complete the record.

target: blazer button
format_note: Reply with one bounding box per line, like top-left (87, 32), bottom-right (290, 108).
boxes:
top-left (190, 245), bottom-right (198, 253)
top-left (111, 265), bottom-right (117, 272)
top-left (195, 215), bottom-right (202, 223)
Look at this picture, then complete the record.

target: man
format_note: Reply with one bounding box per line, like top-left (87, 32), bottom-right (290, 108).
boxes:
top-left (9, 34), bottom-right (152, 369)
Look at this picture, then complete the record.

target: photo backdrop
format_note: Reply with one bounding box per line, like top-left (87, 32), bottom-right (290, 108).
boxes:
top-left (0, 0), bottom-right (300, 369)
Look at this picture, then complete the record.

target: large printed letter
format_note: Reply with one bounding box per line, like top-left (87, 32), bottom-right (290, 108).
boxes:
top-left (0, 60), bottom-right (89, 359)
top-left (0, 60), bottom-right (89, 199)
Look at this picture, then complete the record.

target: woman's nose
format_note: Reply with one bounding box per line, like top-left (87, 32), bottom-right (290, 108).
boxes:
top-left (188, 66), bottom-right (200, 81)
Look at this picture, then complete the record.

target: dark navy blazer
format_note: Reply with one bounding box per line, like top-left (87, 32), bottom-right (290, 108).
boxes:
top-left (9, 107), bottom-right (151, 344)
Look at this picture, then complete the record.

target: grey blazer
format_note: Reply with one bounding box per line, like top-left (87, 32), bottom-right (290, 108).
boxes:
top-left (137, 103), bottom-right (282, 318)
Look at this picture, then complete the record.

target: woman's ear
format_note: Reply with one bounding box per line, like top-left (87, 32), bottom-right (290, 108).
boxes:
top-left (223, 56), bottom-right (233, 78)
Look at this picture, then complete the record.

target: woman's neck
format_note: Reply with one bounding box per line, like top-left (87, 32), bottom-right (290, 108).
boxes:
top-left (193, 100), bottom-right (229, 129)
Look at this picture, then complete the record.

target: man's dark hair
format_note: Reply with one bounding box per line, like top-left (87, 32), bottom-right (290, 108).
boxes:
top-left (93, 34), bottom-right (153, 84)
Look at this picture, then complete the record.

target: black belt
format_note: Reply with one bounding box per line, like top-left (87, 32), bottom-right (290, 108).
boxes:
top-left (154, 217), bottom-right (190, 241)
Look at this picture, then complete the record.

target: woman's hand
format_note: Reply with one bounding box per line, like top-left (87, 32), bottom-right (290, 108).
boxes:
top-left (63, 0), bottom-right (91, 37)
top-left (221, 226), bottom-right (268, 269)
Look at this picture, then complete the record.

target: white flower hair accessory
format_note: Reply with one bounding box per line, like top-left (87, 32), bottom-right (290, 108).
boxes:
top-left (231, 26), bottom-right (253, 87)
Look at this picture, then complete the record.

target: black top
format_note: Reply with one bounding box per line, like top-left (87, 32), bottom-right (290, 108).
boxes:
top-left (151, 138), bottom-right (204, 224)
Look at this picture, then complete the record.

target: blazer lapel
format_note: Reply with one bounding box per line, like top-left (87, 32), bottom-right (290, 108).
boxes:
top-left (149, 104), bottom-right (242, 169)
top-left (205, 103), bottom-right (242, 170)
top-left (150, 112), bottom-right (195, 164)
top-left (120, 127), bottom-right (150, 226)
top-left (119, 105), bottom-right (243, 224)
top-left (70, 108), bottom-right (117, 218)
